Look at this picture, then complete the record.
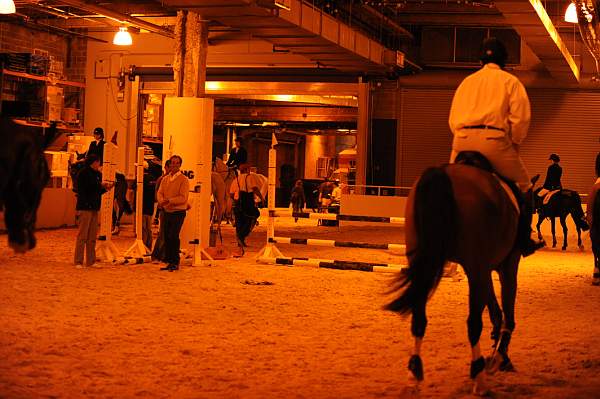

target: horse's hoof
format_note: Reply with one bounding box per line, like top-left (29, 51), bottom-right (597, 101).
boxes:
top-left (562, 246), bottom-right (567, 251)
top-left (579, 245), bottom-right (585, 251)
top-left (472, 372), bottom-right (490, 396)
top-left (592, 278), bottom-right (600, 286)
top-left (408, 355), bottom-right (424, 381)
top-left (499, 356), bottom-right (515, 372)
top-left (485, 354), bottom-right (501, 375)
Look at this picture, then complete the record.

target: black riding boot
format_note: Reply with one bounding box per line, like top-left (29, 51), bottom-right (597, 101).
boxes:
top-left (518, 189), bottom-right (545, 257)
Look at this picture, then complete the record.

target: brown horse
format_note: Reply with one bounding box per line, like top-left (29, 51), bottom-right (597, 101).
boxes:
top-left (387, 159), bottom-right (523, 395)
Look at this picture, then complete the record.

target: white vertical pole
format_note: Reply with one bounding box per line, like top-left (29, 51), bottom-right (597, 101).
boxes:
top-left (123, 146), bottom-right (150, 259)
top-left (97, 142), bottom-right (120, 262)
top-left (225, 127), bottom-right (230, 162)
top-left (257, 144), bottom-right (283, 259)
top-left (267, 148), bottom-right (276, 242)
top-left (134, 147), bottom-right (144, 240)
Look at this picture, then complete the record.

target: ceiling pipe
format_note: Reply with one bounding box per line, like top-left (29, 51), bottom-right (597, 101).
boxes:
top-left (11, 12), bottom-right (108, 42)
top-left (572, 0), bottom-right (600, 79)
top-left (54, 0), bottom-right (174, 38)
top-left (360, 4), bottom-right (414, 40)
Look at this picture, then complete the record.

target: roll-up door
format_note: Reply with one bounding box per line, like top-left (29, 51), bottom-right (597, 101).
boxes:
top-left (522, 89), bottom-right (600, 195)
top-left (397, 88), bottom-right (454, 188)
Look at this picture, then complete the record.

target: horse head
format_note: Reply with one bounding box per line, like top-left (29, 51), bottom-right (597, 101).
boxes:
top-left (1, 118), bottom-right (51, 252)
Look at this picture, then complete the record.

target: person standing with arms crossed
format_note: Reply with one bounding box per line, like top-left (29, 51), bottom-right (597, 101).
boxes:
top-left (156, 155), bottom-right (189, 271)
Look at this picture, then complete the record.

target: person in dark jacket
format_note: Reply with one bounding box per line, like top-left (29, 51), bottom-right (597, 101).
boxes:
top-left (151, 159), bottom-right (171, 262)
top-left (290, 179), bottom-right (306, 222)
top-left (86, 127), bottom-right (106, 164)
top-left (543, 153), bottom-right (563, 191)
top-left (74, 154), bottom-right (114, 267)
top-left (141, 163), bottom-right (158, 250)
top-left (226, 137), bottom-right (248, 170)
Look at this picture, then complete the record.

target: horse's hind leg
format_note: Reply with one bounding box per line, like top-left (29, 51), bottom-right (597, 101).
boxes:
top-left (493, 250), bottom-right (520, 372)
top-left (408, 300), bottom-right (427, 384)
top-left (551, 218), bottom-right (557, 248)
top-left (487, 276), bottom-right (503, 346)
top-left (466, 270), bottom-right (492, 395)
top-left (560, 215), bottom-right (568, 250)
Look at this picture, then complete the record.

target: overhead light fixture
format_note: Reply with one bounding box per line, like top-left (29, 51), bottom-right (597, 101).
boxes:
top-left (274, 0), bottom-right (291, 11)
top-left (0, 0), bottom-right (16, 14)
top-left (565, 3), bottom-right (578, 23)
top-left (113, 27), bottom-right (133, 46)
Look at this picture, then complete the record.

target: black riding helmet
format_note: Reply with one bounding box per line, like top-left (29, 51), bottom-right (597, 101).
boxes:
top-left (549, 153), bottom-right (560, 162)
top-left (93, 127), bottom-right (104, 139)
top-left (480, 37), bottom-right (508, 68)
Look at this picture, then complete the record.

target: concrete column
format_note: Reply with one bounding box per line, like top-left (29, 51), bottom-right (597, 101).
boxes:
top-left (356, 79), bottom-right (370, 192)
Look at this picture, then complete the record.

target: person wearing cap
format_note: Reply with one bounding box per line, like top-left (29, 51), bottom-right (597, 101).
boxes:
top-left (226, 137), bottom-right (248, 171)
top-left (87, 127), bottom-right (106, 164)
top-left (74, 153), bottom-right (114, 267)
top-left (448, 37), bottom-right (544, 257)
top-left (542, 153), bottom-right (563, 192)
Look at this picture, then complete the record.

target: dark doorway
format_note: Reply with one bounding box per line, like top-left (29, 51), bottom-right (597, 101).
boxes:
top-left (368, 119), bottom-right (397, 194)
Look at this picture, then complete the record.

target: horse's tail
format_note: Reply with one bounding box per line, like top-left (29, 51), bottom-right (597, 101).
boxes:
top-left (571, 191), bottom-right (590, 231)
top-left (386, 167), bottom-right (458, 314)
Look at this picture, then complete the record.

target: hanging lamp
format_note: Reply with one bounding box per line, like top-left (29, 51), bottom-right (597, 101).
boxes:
top-left (0, 0), bottom-right (16, 14)
top-left (113, 27), bottom-right (133, 46)
top-left (565, 3), bottom-right (578, 23)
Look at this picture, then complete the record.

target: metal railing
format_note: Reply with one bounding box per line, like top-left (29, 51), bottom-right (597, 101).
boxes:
top-left (344, 184), bottom-right (411, 197)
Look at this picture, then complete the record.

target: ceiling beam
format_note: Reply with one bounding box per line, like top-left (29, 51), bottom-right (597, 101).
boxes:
top-left (50, 0), bottom-right (174, 38)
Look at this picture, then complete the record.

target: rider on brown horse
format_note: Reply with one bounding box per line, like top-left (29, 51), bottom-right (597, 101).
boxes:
top-left (448, 37), bottom-right (544, 257)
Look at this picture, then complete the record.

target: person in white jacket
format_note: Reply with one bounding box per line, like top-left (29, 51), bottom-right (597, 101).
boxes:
top-left (448, 37), bottom-right (544, 257)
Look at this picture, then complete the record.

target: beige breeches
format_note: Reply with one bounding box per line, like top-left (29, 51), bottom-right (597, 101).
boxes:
top-left (450, 130), bottom-right (531, 192)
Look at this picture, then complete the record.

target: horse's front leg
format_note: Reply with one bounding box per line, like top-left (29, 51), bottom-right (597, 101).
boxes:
top-left (467, 271), bottom-right (491, 396)
top-left (576, 226), bottom-right (583, 250)
top-left (560, 216), bottom-right (568, 251)
top-left (536, 215), bottom-right (544, 241)
top-left (551, 218), bottom-right (557, 248)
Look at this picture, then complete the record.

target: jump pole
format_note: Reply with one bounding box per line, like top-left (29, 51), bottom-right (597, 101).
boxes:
top-left (257, 256), bottom-right (405, 273)
top-left (269, 210), bottom-right (405, 225)
top-left (123, 147), bottom-right (150, 259)
top-left (189, 158), bottom-right (214, 266)
top-left (269, 237), bottom-right (406, 253)
top-left (256, 135), bottom-right (284, 259)
top-left (97, 142), bottom-right (121, 262)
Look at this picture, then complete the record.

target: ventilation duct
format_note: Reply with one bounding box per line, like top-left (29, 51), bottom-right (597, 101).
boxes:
top-left (573, 0), bottom-right (600, 79)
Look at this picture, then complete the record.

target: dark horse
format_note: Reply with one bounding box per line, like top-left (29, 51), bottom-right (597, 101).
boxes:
top-left (534, 188), bottom-right (589, 250)
top-left (386, 156), bottom-right (525, 395)
top-left (69, 152), bottom-right (131, 232)
top-left (0, 117), bottom-right (55, 252)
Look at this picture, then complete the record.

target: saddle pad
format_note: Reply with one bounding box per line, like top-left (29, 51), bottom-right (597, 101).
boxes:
top-left (495, 176), bottom-right (520, 214)
top-left (543, 189), bottom-right (560, 205)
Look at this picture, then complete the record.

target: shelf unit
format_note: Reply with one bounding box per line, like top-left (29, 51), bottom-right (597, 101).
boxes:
top-left (0, 67), bottom-right (85, 128)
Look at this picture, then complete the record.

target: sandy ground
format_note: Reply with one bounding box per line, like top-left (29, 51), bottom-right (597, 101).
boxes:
top-left (1, 216), bottom-right (600, 399)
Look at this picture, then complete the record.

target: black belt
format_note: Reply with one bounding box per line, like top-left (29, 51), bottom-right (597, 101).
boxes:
top-left (463, 125), bottom-right (504, 132)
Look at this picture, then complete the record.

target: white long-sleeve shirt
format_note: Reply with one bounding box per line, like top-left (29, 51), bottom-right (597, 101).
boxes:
top-left (449, 63), bottom-right (531, 145)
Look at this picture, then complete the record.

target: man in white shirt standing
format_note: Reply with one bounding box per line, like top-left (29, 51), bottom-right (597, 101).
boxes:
top-left (449, 37), bottom-right (544, 257)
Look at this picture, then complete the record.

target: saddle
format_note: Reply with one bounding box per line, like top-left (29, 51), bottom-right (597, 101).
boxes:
top-left (454, 151), bottom-right (520, 212)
